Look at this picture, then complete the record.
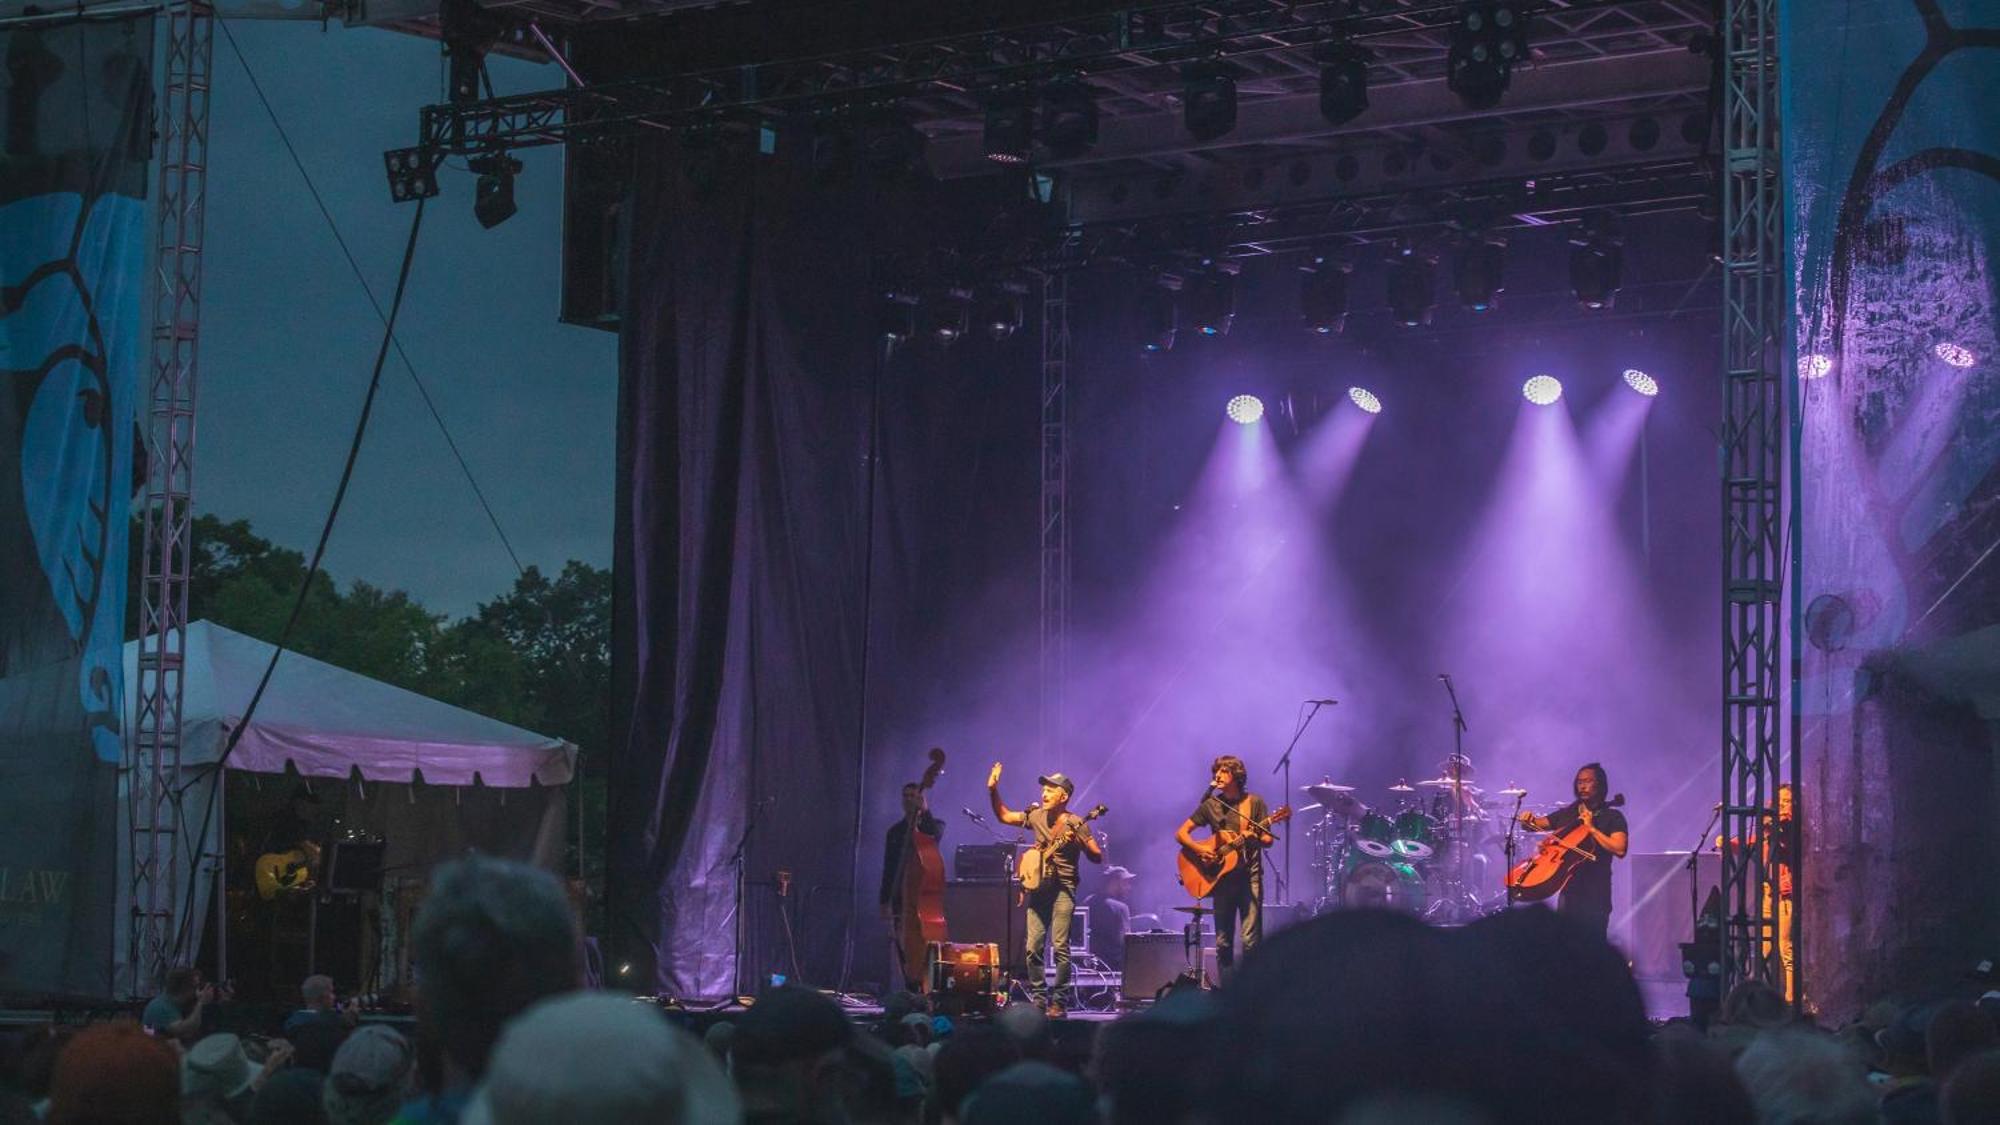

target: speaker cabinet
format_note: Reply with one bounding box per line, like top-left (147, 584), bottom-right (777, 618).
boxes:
top-left (945, 881), bottom-right (1021, 971)
top-left (1121, 931), bottom-right (1218, 1000)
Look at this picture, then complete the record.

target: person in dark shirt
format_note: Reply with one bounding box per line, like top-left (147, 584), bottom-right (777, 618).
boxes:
top-left (988, 762), bottom-right (1102, 1018)
top-left (1176, 755), bottom-right (1275, 976)
top-left (1082, 865), bottom-right (1136, 970)
top-left (1517, 762), bottom-right (1629, 937)
top-left (879, 781), bottom-right (945, 992)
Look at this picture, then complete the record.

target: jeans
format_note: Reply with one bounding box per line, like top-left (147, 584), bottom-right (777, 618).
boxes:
top-left (1212, 870), bottom-right (1262, 973)
top-left (1023, 884), bottom-right (1074, 1003)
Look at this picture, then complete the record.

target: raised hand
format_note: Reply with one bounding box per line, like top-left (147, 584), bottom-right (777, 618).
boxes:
top-left (988, 762), bottom-right (1003, 788)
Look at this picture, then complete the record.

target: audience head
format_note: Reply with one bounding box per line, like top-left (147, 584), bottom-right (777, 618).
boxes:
top-left (1650, 1029), bottom-right (1754, 1125)
top-left (45, 1022), bottom-right (179, 1125)
top-left (1093, 987), bottom-right (1215, 1125)
top-left (930, 1025), bottom-right (1022, 1125)
top-left (703, 1020), bottom-right (737, 1067)
top-left (1942, 1049), bottom-right (2000, 1125)
top-left (1877, 1003), bottom-right (1935, 1076)
top-left (411, 855), bottom-right (580, 1084)
top-left (302, 974), bottom-right (336, 1010)
top-left (248, 1069), bottom-right (326, 1125)
top-left (730, 986), bottom-right (854, 1123)
top-left (323, 1025), bottom-right (416, 1125)
top-left (162, 966), bottom-right (201, 1007)
top-left (1928, 999), bottom-right (1999, 1082)
top-left (960, 1061), bottom-right (1093, 1125)
top-left (182, 1033), bottom-right (261, 1103)
top-left (1734, 1029), bottom-right (1875, 1125)
top-left (462, 992), bottom-right (738, 1125)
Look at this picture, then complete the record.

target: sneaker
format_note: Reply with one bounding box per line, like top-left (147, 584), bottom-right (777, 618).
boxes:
top-left (1044, 1003), bottom-right (1066, 1019)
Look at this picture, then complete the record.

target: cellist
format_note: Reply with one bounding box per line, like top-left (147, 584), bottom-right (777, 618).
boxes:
top-left (1516, 762), bottom-right (1629, 938)
top-left (880, 780), bottom-right (944, 992)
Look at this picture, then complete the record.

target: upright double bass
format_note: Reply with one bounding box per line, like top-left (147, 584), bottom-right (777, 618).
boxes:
top-left (895, 749), bottom-right (948, 991)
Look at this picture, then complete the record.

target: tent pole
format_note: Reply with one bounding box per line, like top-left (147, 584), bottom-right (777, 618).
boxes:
top-left (215, 769), bottom-right (228, 986)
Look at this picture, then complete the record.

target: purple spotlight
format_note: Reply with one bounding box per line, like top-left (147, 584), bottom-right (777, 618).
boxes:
top-left (1522, 375), bottom-right (1563, 406)
top-left (1226, 394), bottom-right (1265, 425)
top-left (1347, 387), bottom-right (1383, 415)
top-left (1799, 353), bottom-right (1832, 380)
top-left (1621, 368), bottom-right (1659, 397)
top-left (1934, 342), bottom-right (1976, 368)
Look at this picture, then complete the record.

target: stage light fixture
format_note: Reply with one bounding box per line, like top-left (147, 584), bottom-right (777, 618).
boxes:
top-left (983, 91), bottom-right (1034, 165)
top-left (1138, 281), bottom-right (1180, 353)
top-left (467, 149), bottom-right (522, 229)
top-left (1184, 268), bottom-right (1237, 337)
top-left (1622, 368), bottom-right (1660, 397)
top-left (1348, 387), bottom-right (1383, 414)
top-left (1041, 79), bottom-right (1100, 158)
top-left (1522, 374), bottom-right (1563, 405)
top-left (973, 281), bottom-right (1026, 341)
top-left (1226, 394), bottom-right (1265, 425)
top-left (1182, 61), bottom-right (1238, 142)
top-left (1934, 341), bottom-right (1975, 368)
top-left (1316, 42), bottom-right (1372, 126)
top-left (1447, 3), bottom-right (1529, 110)
top-left (1386, 244), bottom-right (1436, 328)
top-left (877, 291), bottom-right (919, 342)
top-left (384, 146), bottom-right (442, 203)
top-left (922, 285), bottom-right (973, 344)
top-left (857, 107), bottom-right (929, 180)
top-left (1453, 237), bottom-right (1506, 312)
top-left (1799, 353), bottom-right (1833, 380)
top-left (1300, 257), bottom-right (1352, 335)
top-left (1568, 215), bottom-right (1624, 310)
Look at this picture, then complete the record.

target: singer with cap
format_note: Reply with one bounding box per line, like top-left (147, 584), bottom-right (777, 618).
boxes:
top-left (987, 762), bottom-right (1102, 1017)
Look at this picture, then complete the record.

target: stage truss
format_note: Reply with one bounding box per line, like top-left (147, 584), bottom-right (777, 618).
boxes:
top-left (129, 0), bottom-right (213, 997)
top-left (1716, 0), bottom-right (1792, 1003)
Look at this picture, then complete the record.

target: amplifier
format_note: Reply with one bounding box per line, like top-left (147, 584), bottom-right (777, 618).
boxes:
top-left (1121, 931), bottom-right (1218, 1001)
top-left (954, 843), bottom-right (1018, 881)
top-left (945, 880), bottom-right (1021, 970)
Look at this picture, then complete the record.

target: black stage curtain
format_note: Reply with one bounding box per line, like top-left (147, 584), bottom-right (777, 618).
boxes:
top-left (609, 136), bottom-right (1034, 997)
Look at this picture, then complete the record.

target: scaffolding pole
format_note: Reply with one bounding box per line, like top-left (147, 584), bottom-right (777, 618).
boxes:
top-left (1038, 272), bottom-right (1070, 773)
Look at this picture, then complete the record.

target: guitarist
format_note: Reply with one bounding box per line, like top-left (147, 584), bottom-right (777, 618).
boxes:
top-left (988, 763), bottom-right (1102, 1018)
top-left (1176, 755), bottom-right (1274, 977)
top-left (1516, 762), bottom-right (1629, 938)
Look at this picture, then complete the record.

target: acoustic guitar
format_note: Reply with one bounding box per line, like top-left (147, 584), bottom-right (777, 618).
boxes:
top-left (1016, 804), bottom-right (1108, 893)
top-left (1177, 804), bottom-right (1291, 898)
top-left (253, 847), bottom-right (317, 900)
top-left (1504, 794), bottom-right (1626, 902)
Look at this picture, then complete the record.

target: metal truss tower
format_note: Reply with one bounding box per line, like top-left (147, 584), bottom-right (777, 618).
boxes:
top-left (1038, 272), bottom-right (1070, 771)
top-left (128, 0), bottom-right (213, 997)
top-left (1717, 0), bottom-right (1793, 1002)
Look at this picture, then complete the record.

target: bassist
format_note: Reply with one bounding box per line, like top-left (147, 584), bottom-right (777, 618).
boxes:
top-left (880, 780), bottom-right (945, 991)
top-left (988, 763), bottom-right (1102, 1017)
top-left (1176, 755), bottom-right (1274, 976)
top-left (1517, 762), bottom-right (1629, 938)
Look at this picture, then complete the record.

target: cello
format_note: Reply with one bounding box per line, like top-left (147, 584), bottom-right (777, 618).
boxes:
top-left (1504, 794), bottom-right (1625, 902)
top-left (895, 749), bottom-right (949, 991)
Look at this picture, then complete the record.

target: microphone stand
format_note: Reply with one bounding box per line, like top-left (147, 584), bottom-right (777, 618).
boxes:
top-left (1687, 803), bottom-right (1724, 943)
top-left (1439, 676), bottom-right (1472, 917)
top-left (1503, 790), bottom-right (1527, 908)
top-left (729, 807), bottom-right (761, 997)
top-left (1271, 701), bottom-right (1332, 908)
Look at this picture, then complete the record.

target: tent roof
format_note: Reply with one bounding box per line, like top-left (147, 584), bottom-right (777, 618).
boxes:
top-left (123, 620), bottom-right (575, 787)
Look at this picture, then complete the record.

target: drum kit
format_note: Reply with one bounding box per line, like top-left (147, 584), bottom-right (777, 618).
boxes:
top-left (1298, 764), bottom-right (1559, 924)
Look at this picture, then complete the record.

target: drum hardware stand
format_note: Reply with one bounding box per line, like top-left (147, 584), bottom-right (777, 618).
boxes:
top-left (1269, 699), bottom-right (1333, 907)
top-left (1502, 789), bottom-right (1529, 907)
top-left (1422, 676), bottom-right (1482, 924)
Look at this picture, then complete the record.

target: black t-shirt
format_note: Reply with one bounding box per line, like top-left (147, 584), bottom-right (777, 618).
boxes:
top-left (1188, 793), bottom-right (1270, 881)
top-left (1544, 801), bottom-right (1628, 912)
top-left (879, 812), bottom-right (944, 909)
top-left (1027, 807), bottom-right (1090, 889)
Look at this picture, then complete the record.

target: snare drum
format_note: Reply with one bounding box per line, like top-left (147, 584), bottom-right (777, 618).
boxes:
top-left (1341, 859), bottom-right (1427, 913)
top-left (1354, 812), bottom-right (1397, 858)
top-left (1391, 810), bottom-right (1436, 860)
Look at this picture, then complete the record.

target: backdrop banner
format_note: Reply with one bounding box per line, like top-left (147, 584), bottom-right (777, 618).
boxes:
top-left (0, 13), bottom-right (152, 998)
top-left (1785, 0), bottom-right (2000, 1012)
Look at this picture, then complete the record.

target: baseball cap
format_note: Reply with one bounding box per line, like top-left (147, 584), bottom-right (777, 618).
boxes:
top-left (1102, 865), bottom-right (1137, 881)
top-left (1036, 773), bottom-right (1075, 797)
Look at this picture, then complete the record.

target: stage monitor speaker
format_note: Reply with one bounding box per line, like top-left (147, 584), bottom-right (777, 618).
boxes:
top-left (1622, 851), bottom-right (1719, 981)
top-left (945, 880), bottom-right (1021, 971)
top-left (1121, 932), bottom-right (1218, 1001)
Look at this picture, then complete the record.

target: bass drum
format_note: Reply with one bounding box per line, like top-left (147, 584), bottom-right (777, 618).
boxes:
top-left (1341, 859), bottom-right (1428, 914)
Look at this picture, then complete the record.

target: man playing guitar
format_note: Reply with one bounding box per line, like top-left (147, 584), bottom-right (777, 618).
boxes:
top-left (1175, 755), bottom-right (1275, 976)
top-left (988, 762), bottom-right (1102, 1017)
top-left (1517, 762), bottom-right (1629, 938)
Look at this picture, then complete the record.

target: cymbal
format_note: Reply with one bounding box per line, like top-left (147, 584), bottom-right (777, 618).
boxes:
top-left (1498, 785), bottom-right (1529, 797)
top-left (1417, 776), bottom-right (1484, 794)
top-left (1171, 904), bottom-right (1213, 915)
top-left (1303, 782), bottom-right (1356, 805)
top-left (1388, 781), bottom-right (1416, 793)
